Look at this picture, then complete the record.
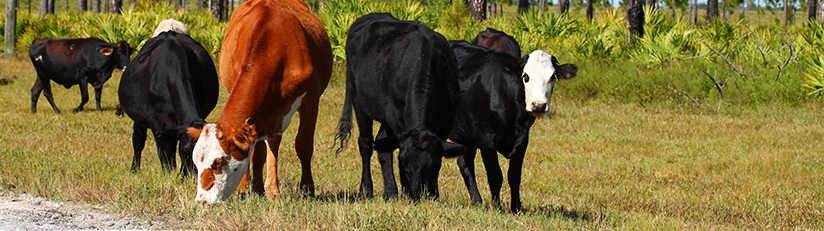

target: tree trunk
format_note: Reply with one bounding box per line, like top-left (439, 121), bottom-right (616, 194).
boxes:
top-left (646, 0), bottom-right (655, 8)
top-left (518, 0), bottom-right (528, 13)
top-left (79, 0), bottom-right (87, 11)
top-left (39, 0), bottom-right (48, 16)
top-left (707, 0), bottom-right (718, 24)
top-left (560, 0), bottom-right (569, 15)
top-left (539, 0), bottom-right (544, 14)
top-left (92, 0), bottom-right (100, 13)
top-left (820, 0), bottom-right (824, 22)
top-left (212, 0), bottom-right (223, 21)
top-left (48, 0), bottom-right (54, 14)
top-left (628, 0), bottom-right (644, 37)
top-left (111, 0), bottom-right (121, 14)
top-left (784, 0), bottom-right (788, 26)
top-left (5, 0), bottom-right (16, 56)
top-left (469, 0), bottom-right (487, 21)
top-left (587, 0), bottom-right (594, 20)
top-left (199, 0), bottom-right (203, 11)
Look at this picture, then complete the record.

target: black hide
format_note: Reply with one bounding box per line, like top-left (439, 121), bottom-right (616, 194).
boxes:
top-left (29, 37), bottom-right (133, 113)
top-left (117, 32), bottom-right (219, 177)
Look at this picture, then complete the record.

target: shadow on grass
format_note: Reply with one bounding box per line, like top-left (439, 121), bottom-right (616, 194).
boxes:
top-left (527, 204), bottom-right (607, 223)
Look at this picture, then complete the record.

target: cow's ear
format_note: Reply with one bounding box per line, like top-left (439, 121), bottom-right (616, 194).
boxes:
top-left (441, 140), bottom-right (466, 158)
top-left (100, 48), bottom-right (114, 56)
top-left (519, 54), bottom-right (530, 69)
top-left (555, 63), bottom-right (578, 80)
top-left (187, 127), bottom-right (203, 140)
top-left (233, 124), bottom-right (257, 151)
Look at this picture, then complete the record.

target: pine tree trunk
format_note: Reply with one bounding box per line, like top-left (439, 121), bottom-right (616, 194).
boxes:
top-left (707, 0), bottom-right (718, 24)
top-left (587, 0), bottom-right (594, 20)
top-left (560, 0), bottom-right (569, 15)
top-left (211, 0), bottom-right (224, 21)
top-left (539, 0), bottom-right (544, 14)
top-left (79, 0), bottom-right (87, 11)
top-left (784, 0), bottom-right (788, 26)
top-left (518, 0), bottom-right (528, 13)
top-left (628, 0), bottom-right (644, 37)
top-left (92, 0), bottom-right (100, 13)
top-left (469, 0), bottom-right (486, 21)
top-left (5, 0), bottom-right (16, 56)
top-left (111, 0), bottom-right (121, 14)
top-left (48, 0), bottom-right (54, 14)
top-left (39, 0), bottom-right (48, 16)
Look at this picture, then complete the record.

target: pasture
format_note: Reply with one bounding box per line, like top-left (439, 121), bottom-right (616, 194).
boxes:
top-left (1, 51), bottom-right (823, 229)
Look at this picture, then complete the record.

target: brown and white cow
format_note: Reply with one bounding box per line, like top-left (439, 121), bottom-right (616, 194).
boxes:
top-left (186, 0), bottom-right (332, 204)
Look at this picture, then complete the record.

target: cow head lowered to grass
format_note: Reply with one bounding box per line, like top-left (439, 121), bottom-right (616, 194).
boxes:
top-left (187, 123), bottom-right (257, 204)
top-left (520, 50), bottom-right (578, 116)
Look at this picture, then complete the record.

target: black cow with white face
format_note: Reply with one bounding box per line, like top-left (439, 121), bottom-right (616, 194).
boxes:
top-left (335, 13), bottom-right (465, 201)
top-left (29, 38), bottom-right (133, 113)
top-left (117, 31), bottom-right (219, 176)
top-left (448, 40), bottom-right (577, 213)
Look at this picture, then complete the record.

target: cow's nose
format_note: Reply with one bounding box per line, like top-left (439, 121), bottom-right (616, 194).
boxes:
top-left (531, 101), bottom-right (547, 112)
top-left (195, 194), bottom-right (211, 205)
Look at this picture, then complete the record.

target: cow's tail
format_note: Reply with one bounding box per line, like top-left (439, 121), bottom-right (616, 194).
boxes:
top-left (334, 81), bottom-right (354, 154)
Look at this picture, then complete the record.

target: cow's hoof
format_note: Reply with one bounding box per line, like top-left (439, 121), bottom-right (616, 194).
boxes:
top-left (72, 108), bottom-right (83, 113)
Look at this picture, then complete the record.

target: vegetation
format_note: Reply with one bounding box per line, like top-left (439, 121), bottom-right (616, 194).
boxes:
top-left (1, 0), bottom-right (823, 229)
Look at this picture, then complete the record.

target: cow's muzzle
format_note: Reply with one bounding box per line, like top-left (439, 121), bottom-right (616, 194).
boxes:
top-left (530, 101), bottom-right (547, 113)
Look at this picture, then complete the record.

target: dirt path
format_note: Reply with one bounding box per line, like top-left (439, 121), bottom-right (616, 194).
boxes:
top-left (0, 189), bottom-right (165, 230)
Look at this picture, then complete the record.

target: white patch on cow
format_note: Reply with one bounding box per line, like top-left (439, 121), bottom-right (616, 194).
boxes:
top-left (193, 123), bottom-right (251, 205)
top-left (34, 55), bottom-right (42, 61)
top-left (521, 50), bottom-right (556, 116)
top-left (278, 93), bottom-right (306, 135)
top-left (152, 18), bottom-right (191, 37)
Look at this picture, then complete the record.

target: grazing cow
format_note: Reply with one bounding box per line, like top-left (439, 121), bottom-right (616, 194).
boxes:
top-left (334, 13), bottom-right (464, 201)
top-left (29, 38), bottom-right (133, 113)
top-left (447, 40), bottom-right (577, 212)
top-left (118, 31), bottom-right (219, 177)
top-left (152, 18), bottom-right (190, 37)
top-left (471, 28), bottom-right (521, 59)
top-left (184, 0), bottom-right (332, 204)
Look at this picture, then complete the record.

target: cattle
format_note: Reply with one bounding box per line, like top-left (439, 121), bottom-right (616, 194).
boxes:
top-left (152, 18), bottom-right (190, 37)
top-left (117, 31), bottom-right (219, 177)
top-left (447, 40), bottom-right (577, 212)
top-left (29, 38), bottom-right (133, 113)
top-left (334, 13), bottom-right (465, 201)
top-left (471, 28), bottom-right (521, 59)
top-left (184, 0), bottom-right (333, 204)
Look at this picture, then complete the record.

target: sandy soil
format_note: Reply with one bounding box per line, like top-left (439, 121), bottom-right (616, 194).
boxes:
top-left (0, 189), bottom-right (166, 230)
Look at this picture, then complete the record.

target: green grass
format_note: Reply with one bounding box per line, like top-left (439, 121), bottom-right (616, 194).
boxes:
top-left (1, 52), bottom-right (823, 229)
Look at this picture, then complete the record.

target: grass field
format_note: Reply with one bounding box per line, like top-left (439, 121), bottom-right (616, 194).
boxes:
top-left (1, 50), bottom-right (823, 229)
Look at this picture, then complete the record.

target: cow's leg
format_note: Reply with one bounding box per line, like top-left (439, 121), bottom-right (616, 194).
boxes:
top-left (263, 137), bottom-right (282, 198)
top-left (508, 155), bottom-right (524, 213)
top-left (424, 153), bottom-right (442, 200)
top-left (238, 141), bottom-right (267, 196)
top-left (93, 83), bottom-right (104, 111)
top-left (130, 123), bottom-right (148, 172)
top-left (30, 78), bottom-right (44, 113)
top-left (480, 148), bottom-right (503, 207)
top-left (374, 126), bottom-right (398, 199)
top-left (354, 109), bottom-right (374, 198)
top-left (32, 76), bottom-right (61, 113)
top-left (73, 80), bottom-right (90, 113)
top-left (154, 130), bottom-right (177, 173)
top-left (456, 146), bottom-right (483, 205)
top-left (295, 99), bottom-right (320, 197)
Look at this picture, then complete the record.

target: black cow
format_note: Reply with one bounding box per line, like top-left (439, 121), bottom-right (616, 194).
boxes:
top-left (448, 40), bottom-right (577, 213)
top-left (117, 31), bottom-right (219, 176)
top-left (471, 28), bottom-right (521, 59)
top-left (335, 13), bottom-right (464, 201)
top-left (29, 38), bottom-right (133, 113)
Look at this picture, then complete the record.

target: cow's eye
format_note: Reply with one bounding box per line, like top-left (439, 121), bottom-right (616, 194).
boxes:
top-left (522, 73), bottom-right (529, 83)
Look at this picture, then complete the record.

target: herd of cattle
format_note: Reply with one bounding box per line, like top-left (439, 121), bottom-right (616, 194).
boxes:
top-left (26, 0), bottom-right (577, 213)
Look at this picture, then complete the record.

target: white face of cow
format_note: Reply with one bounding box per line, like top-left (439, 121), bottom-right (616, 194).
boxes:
top-left (520, 50), bottom-right (577, 117)
top-left (191, 123), bottom-right (256, 205)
